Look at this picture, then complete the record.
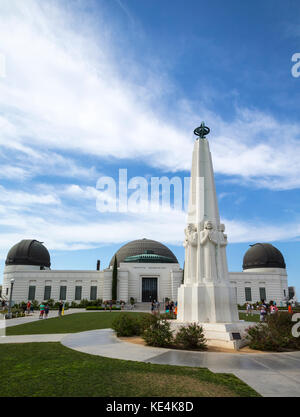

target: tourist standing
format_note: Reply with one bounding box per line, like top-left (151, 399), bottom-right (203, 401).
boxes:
top-left (151, 301), bottom-right (155, 314)
top-left (58, 301), bottom-right (63, 317)
top-left (44, 304), bottom-right (49, 319)
top-left (259, 300), bottom-right (268, 322)
top-left (288, 304), bottom-right (293, 314)
top-left (246, 302), bottom-right (251, 316)
top-left (26, 300), bottom-right (31, 315)
top-left (39, 302), bottom-right (45, 319)
top-left (109, 300), bottom-right (113, 312)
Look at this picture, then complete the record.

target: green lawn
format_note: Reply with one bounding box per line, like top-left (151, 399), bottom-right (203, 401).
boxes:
top-left (6, 311), bottom-right (259, 336)
top-left (6, 312), bottom-right (141, 335)
top-left (0, 343), bottom-right (260, 397)
top-left (239, 313), bottom-right (260, 322)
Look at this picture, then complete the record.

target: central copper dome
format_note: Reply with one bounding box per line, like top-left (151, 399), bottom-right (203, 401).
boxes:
top-left (109, 238), bottom-right (178, 266)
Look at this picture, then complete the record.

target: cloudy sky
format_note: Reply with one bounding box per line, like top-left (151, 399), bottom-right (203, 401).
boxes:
top-left (1, 0), bottom-right (300, 296)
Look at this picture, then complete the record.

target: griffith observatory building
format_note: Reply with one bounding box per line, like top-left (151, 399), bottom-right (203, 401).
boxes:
top-left (2, 237), bottom-right (293, 306)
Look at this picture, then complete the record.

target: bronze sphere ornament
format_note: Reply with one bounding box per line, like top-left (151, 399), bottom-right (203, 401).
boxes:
top-left (194, 121), bottom-right (210, 138)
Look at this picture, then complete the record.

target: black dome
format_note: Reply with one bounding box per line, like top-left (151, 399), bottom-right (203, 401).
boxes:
top-left (109, 238), bottom-right (178, 266)
top-left (5, 240), bottom-right (51, 268)
top-left (243, 243), bottom-right (286, 270)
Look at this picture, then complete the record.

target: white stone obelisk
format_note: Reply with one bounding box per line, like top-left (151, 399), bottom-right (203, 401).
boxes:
top-left (177, 123), bottom-right (239, 325)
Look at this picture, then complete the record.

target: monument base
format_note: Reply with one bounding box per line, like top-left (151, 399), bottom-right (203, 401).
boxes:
top-left (170, 321), bottom-right (252, 350)
top-left (177, 283), bottom-right (239, 323)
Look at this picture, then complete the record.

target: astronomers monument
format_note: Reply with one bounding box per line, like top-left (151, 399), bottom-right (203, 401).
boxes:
top-left (176, 122), bottom-right (249, 349)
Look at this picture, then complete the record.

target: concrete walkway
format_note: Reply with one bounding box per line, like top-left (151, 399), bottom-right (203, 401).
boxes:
top-left (61, 329), bottom-right (300, 397)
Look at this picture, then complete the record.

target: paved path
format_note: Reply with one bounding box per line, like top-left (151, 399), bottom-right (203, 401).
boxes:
top-left (61, 329), bottom-right (300, 397)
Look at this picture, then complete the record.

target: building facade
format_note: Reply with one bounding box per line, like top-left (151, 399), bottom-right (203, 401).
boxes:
top-left (1, 239), bottom-right (293, 306)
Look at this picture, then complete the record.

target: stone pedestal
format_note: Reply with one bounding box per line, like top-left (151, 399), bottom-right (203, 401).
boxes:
top-left (177, 283), bottom-right (238, 323)
top-left (170, 320), bottom-right (251, 350)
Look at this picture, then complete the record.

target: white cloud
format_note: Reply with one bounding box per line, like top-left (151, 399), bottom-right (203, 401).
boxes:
top-left (1, 1), bottom-right (299, 190)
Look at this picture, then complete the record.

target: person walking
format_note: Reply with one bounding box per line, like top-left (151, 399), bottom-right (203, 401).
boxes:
top-left (109, 300), bottom-right (113, 312)
top-left (246, 302), bottom-right (251, 317)
top-left (44, 303), bottom-right (49, 319)
top-left (259, 300), bottom-right (268, 322)
top-left (39, 302), bottom-right (45, 319)
top-left (58, 301), bottom-right (63, 317)
top-left (151, 300), bottom-right (155, 314)
top-left (26, 300), bottom-right (31, 315)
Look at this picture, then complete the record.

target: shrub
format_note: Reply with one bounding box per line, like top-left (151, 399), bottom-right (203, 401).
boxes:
top-left (46, 299), bottom-right (55, 307)
top-left (246, 312), bottom-right (300, 351)
top-left (142, 319), bottom-right (174, 347)
top-left (78, 299), bottom-right (90, 308)
top-left (175, 323), bottom-right (207, 350)
top-left (70, 301), bottom-right (79, 308)
top-left (112, 314), bottom-right (141, 337)
top-left (138, 313), bottom-right (159, 332)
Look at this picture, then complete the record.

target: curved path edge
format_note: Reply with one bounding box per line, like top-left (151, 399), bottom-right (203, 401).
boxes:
top-left (61, 329), bottom-right (300, 397)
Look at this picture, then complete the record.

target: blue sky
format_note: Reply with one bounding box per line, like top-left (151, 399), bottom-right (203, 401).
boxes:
top-left (0, 0), bottom-right (300, 296)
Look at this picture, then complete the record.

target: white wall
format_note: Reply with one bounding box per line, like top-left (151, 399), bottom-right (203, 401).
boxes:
top-left (3, 263), bottom-right (288, 306)
top-left (229, 268), bottom-right (288, 305)
top-left (2, 266), bottom-right (104, 303)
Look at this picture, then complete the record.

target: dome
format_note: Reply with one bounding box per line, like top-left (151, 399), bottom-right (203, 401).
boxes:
top-left (243, 243), bottom-right (286, 270)
top-left (109, 238), bottom-right (178, 266)
top-left (5, 240), bottom-right (51, 268)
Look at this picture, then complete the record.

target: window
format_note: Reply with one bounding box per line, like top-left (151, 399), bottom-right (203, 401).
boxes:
top-left (245, 287), bottom-right (252, 302)
top-left (59, 286), bottom-right (67, 301)
top-left (90, 286), bottom-right (97, 300)
top-left (44, 286), bottom-right (51, 300)
top-left (75, 286), bottom-right (82, 301)
top-left (28, 286), bottom-right (36, 301)
top-left (284, 289), bottom-right (286, 297)
top-left (259, 287), bottom-right (266, 301)
top-left (6, 288), bottom-right (9, 296)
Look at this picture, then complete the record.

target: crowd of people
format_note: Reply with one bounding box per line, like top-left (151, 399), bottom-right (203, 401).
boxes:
top-left (245, 300), bottom-right (294, 322)
top-left (150, 299), bottom-right (178, 317)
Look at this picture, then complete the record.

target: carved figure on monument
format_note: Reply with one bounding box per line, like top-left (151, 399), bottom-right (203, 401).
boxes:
top-left (183, 224), bottom-right (198, 284)
top-left (217, 223), bottom-right (229, 282)
top-left (200, 220), bottom-right (218, 282)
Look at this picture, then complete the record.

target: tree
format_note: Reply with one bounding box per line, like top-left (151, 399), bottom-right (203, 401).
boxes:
top-left (112, 256), bottom-right (118, 301)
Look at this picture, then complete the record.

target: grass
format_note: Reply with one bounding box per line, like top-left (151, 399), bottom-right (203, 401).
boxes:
top-left (7, 311), bottom-right (259, 336)
top-left (239, 313), bottom-right (260, 322)
top-left (0, 343), bottom-right (260, 397)
top-left (6, 312), bottom-right (143, 335)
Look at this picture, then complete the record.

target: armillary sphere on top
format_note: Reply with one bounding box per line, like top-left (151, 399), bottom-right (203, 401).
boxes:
top-left (194, 121), bottom-right (210, 138)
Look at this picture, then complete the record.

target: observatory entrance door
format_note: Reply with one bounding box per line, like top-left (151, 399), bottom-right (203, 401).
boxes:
top-left (142, 277), bottom-right (157, 302)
